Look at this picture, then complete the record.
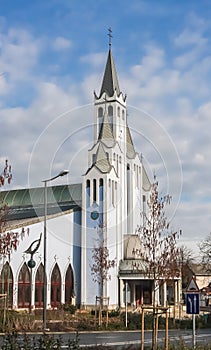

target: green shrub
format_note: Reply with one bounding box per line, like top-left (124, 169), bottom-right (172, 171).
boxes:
top-left (63, 303), bottom-right (77, 314)
top-left (108, 309), bottom-right (120, 317)
top-left (120, 312), bottom-right (142, 329)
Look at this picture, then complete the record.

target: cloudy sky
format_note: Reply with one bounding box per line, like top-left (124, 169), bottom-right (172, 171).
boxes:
top-left (0, 0), bottom-right (211, 255)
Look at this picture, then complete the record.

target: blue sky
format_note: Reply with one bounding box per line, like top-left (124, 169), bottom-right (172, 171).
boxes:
top-left (1, 0), bottom-right (211, 255)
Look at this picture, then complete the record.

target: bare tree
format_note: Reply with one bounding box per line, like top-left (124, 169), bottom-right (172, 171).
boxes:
top-left (199, 233), bottom-right (211, 272)
top-left (0, 160), bottom-right (29, 315)
top-left (0, 160), bottom-right (27, 258)
top-left (0, 160), bottom-right (12, 187)
top-left (179, 245), bottom-right (195, 266)
top-left (0, 160), bottom-right (17, 257)
top-left (90, 223), bottom-right (116, 297)
top-left (90, 223), bottom-right (115, 326)
top-left (138, 175), bottom-right (182, 350)
top-left (178, 245), bottom-right (195, 289)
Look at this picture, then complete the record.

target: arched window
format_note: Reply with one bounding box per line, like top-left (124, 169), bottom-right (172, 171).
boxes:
top-left (112, 180), bottom-right (115, 206)
top-left (116, 155), bottom-right (119, 174)
top-left (65, 265), bottom-right (74, 304)
top-left (51, 263), bottom-right (61, 308)
top-left (18, 263), bottom-right (31, 308)
top-left (93, 179), bottom-right (97, 202)
top-left (0, 262), bottom-right (13, 307)
top-left (35, 263), bottom-right (44, 307)
top-left (117, 106), bottom-right (120, 117)
top-left (108, 105), bottom-right (113, 116)
top-left (99, 178), bottom-right (104, 204)
top-left (108, 105), bottom-right (113, 131)
top-left (86, 179), bottom-right (90, 207)
top-left (122, 110), bottom-right (125, 120)
top-left (98, 107), bottom-right (103, 134)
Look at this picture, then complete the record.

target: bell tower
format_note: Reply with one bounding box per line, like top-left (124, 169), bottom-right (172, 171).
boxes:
top-left (81, 33), bottom-right (149, 308)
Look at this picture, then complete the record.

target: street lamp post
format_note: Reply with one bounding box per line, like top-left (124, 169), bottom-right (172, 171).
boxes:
top-left (42, 170), bottom-right (69, 331)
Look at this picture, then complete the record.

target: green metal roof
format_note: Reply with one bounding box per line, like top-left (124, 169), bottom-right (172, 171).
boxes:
top-left (0, 183), bottom-right (82, 221)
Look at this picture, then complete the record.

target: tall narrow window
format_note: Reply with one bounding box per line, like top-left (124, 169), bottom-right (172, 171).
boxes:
top-left (98, 107), bottom-right (103, 135)
top-left (143, 195), bottom-right (146, 227)
top-left (35, 263), bottom-right (44, 307)
top-left (117, 154), bottom-right (119, 175)
top-left (127, 164), bottom-right (131, 234)
top-left (118, 106), bottom-right (120, 117)
top-left (93, 179), bottom-right (97, 202)
top-left (18, 263), bottom-right (31, 308)
top-left (108, 105), bottom-right (113, 131)
top-left (99, 178), bottom-right (104, 216)
top-left (92, 154), bottom-right (96, 164)
top-left (86, 179), bottom-right (90, 207)
top-left (0, 262), bottom-right (13, 307)
top-left (65, 265), bottom-right (74, 304)
top-left (51, 263), bottom-right (61, 308)
top-left (99, 178), bottom-right (104, 202)
top-left (112, 180), bottom-right (115, 206)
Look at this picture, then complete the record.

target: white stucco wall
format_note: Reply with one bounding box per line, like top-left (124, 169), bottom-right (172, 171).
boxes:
top-left (1, 209), bottom-right (81, 308)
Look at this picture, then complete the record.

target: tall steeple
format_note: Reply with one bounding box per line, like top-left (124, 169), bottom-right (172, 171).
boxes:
top-left (99, 48), bottom-right (121, 97)
top-left (93, 35), bottom-right (127, 145)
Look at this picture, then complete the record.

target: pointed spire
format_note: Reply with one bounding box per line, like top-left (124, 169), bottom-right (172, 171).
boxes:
top-left (94, 143), bottom-right (112, 173)
top-left (99, 48), bottom-right (121, 97)
top-left (98, 112), bottom-right (115, 147)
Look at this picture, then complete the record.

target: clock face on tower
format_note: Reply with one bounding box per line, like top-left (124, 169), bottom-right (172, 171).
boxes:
top-left (90, 211), bottom-right (99, 220)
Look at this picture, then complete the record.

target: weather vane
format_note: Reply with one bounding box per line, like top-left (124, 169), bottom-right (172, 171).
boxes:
top-left (108, 27), bottom-right (113, 48)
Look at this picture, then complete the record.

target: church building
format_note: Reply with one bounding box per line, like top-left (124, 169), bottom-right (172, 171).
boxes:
top-left (0, 45), bottom-right (180, 311)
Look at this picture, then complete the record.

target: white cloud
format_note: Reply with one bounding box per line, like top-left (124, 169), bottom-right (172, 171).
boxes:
top-left (197, 101), bottom-right (211, 121)
top-left (0, 28), bottom-right (43, 82)
top-left (174, 28), bottom-right (207, 48)
top-left (53, 36), bottom-right (73, 50)
top-left (0, 72), bottom-right (10, 97)
top-left (80, 52), bottom-right (106, 68)
top-left (174, 11), bottom-right (208, 48)
top-left (130, 44), bottom-right (165, 82)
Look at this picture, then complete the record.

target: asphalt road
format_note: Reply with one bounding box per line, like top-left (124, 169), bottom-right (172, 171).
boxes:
top-left (0, 329), bottom-right (211, 348)
top-left (71, 329), bottom-right (211, 348)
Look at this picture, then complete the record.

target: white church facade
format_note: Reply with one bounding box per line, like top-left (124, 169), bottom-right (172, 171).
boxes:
top-left (0, 47), bottom-right (180, 311)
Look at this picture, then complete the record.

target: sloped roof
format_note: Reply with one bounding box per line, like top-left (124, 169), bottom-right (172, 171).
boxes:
top-left (126, 125), bottom-right (136, 159)
top-left (98, 112), bottom-right (115, 148)
top-left (0, 183), bottom-right (82, 222)
top-left (188, 263), bottom-right (211, 276)
top-left (94, 143), bottom-right (112, 173)
top-left (142, 166), bottom-right (151, 191)
top-left (119, 259), bottom-right (149, 278)
top-left (99, 49), bottom-right (120, 97)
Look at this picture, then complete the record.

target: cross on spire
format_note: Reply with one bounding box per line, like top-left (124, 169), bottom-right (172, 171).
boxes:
top-left (108, 27), bottom-right (113, 48)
